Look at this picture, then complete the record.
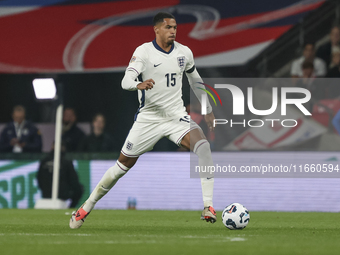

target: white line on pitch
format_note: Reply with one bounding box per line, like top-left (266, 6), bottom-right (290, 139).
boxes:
top-left (0, 233), bottom-right (93, 236)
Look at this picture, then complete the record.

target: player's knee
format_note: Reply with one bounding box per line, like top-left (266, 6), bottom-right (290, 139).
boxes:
top-left (118, 153), bottom-right (138, 168)
top-left (109, 160), bottom-right (130, 179)
top-left (193, 139), bottom-right (211, 159)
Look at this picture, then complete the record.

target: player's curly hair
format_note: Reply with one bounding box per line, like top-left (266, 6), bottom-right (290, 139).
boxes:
top-left (153, 12), bottom-right (175, 26)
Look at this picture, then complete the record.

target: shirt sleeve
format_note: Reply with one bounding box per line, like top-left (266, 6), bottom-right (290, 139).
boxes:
top-left (126, 46), bottom-right (147, 75)
top-left (186, 69), bottom-right (213, 115)
top-left (185, 47), bottom-right (195, 73)
top-left (184, 47), bottom-right (212, 114)
top-left (121, 46), bottom-right (147, 91)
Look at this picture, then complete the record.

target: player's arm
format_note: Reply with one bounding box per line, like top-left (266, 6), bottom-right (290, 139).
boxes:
top-left (121, 46), bottom-right (154, 91)
top-left (185, 47), bottom-right (215, 131)
top-left (121, 69), bottom-right (142, 91)
top-left (186, 67), bottom-right (215, 131)
top-left (121, 70), bottom-right (155, 91)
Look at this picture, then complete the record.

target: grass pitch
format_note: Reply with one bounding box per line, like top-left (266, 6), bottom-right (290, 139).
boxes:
top-left (0, 209), bottom-right (339, 255)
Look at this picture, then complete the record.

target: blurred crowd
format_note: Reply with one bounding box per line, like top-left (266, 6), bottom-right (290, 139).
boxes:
top-left (286, 24), bottom-right (340, 134)
top-left (0, 105), bottom-right (119, 207)
top-left (0, 105), bottom-right (118, 154)
top-left (290, 26), bottom-right (340, 79)
top-left (289, 25), bottom-right (340, 100)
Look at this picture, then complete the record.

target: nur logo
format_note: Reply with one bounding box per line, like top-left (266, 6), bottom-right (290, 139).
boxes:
top-left (196, 82), bottom-right (222, 115)
top-left (198, 83), bottom-right (312, 117)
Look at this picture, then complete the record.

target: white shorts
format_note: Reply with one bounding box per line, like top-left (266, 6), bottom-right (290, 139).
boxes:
top-left (121, 115), bottom-right (200, 157)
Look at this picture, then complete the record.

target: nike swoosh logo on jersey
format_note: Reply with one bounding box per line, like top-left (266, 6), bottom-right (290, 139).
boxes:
top-left (154, 63), bottom-right (162, 67)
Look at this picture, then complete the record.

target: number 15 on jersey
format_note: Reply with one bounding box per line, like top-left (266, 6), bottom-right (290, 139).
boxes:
top-left (165, 73), bottom-right (176, 87)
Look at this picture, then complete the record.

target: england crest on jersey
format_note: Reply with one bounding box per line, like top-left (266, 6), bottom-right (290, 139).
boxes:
top-left (126, 141), bottom-right (133, 151)
top-left (177, 56), bottom-right (185, 71)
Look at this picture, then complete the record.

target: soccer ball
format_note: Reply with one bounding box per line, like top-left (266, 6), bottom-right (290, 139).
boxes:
top-left (222, 203), bottom-right (250, 230)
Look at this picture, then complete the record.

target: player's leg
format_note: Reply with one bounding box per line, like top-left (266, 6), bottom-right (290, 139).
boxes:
top-left (70, 121), bottom-right (162, 229)
top-left (69, 153), bottom-right (137, 229)
top-left (83, 153), bottom-right (137, 212)
top-left (167, 116), bottom-right (216, 223)
top-left (180, 128), bottom-right (216, 223)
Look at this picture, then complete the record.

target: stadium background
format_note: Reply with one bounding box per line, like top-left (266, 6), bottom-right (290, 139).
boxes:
top-left (1, 0), bottom-right (340, 211)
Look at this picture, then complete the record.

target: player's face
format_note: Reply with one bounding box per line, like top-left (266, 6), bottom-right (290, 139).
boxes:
top-left (155, 18), bottom-right (177, 45)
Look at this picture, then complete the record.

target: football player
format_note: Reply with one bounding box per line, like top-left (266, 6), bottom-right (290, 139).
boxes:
top-left (70, 12), bottom-right (216, 228)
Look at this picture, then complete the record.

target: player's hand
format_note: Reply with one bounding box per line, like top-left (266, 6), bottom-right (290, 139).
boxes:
top-left (204, 111), bottom-right (215, 132)
top-left (137, 79), bottom-right (155, 91)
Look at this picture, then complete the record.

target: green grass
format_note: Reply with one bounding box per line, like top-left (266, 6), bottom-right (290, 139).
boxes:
top-left (0, 209), bottom-right (339, 255)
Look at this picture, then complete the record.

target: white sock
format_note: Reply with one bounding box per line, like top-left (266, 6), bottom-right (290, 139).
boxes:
top-left (193, 139), bottom-right (214, 208)
top-left (201, 178), bottom-right (214, 207)
top-left (83, 161), bottom-right (129, 212)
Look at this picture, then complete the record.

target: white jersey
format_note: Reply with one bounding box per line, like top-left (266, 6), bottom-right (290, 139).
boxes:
top-left (126, 40), bottom-right (195, 122)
